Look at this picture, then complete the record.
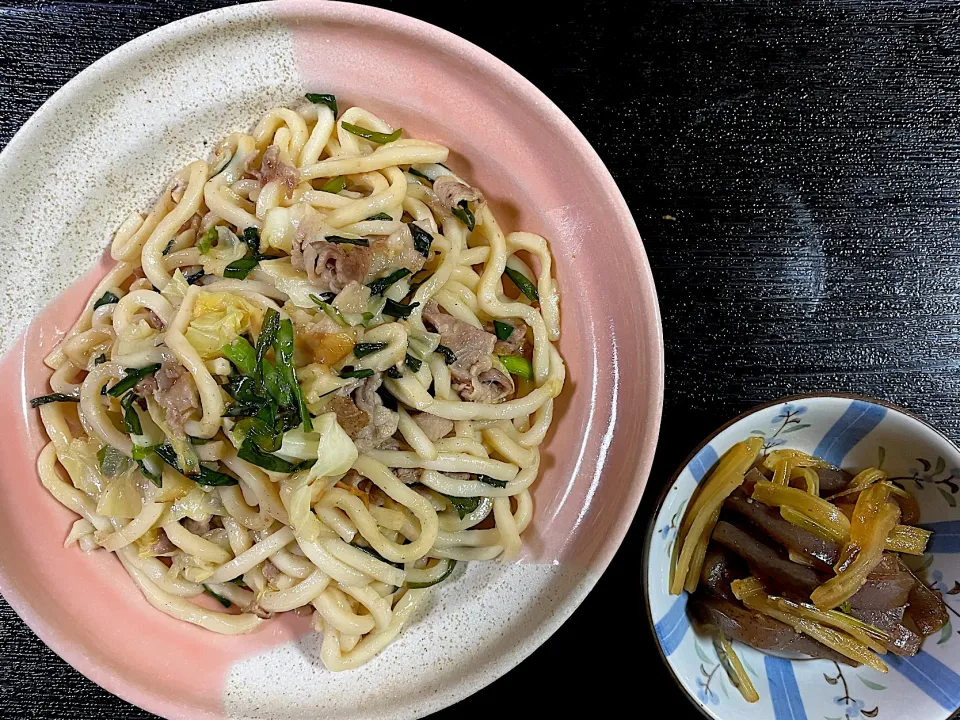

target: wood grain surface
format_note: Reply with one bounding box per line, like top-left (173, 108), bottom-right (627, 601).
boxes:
top-left (3, 1), bottom-right (960, 717)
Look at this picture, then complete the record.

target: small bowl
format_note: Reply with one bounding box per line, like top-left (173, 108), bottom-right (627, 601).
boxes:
top-left (645, 394), bottom-right (960, 720)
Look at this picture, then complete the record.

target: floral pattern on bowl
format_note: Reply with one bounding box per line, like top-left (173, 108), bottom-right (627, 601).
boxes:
top-left (646, 395), bottom-right (960, 720)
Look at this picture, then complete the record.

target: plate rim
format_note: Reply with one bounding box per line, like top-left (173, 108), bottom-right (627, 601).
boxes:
top-left (0, 2), bottom-right (665, 718)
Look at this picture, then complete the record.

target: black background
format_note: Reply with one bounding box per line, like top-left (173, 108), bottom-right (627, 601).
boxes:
top-left (3, 1), bottom-right (960, 717)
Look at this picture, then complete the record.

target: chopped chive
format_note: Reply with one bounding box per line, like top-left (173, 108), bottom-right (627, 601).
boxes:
top-left (183, 268), bottom-right (205, 285)
top-left (309, 294), bottom-right (348, 326)
top-left (503, 267), bottom-right (539, 302)
top-left (365, 212), bottom-right (393, 221)
top-left (94, 353), bottom-right (107, 366)
top-left (404, 354), bottom-right (422, 372)
top-left (305, 93), bottom-right (338, 117)
top-left (154, 444), bottom-right (237, 486)
top-left (367, 268), bottom-right (411, 295)
top-left (339, 366), bottom-right (375, 380)
top-left (442, 494), bottom-right (481, 519)
top-left (162, 238), bottom-right (176, 256)
top-left (383, 298), bottom-right (419, 319)
top-left (477, 474), bottom-right (507, 488)
top-left (407, 167), bottom-right (431, 181)
top-left (223, 336), bottom-right (257, 376)
top-left (107, 364), bottom-right (161, 397)
top-left (408, 223), bottom-right (433, 257)
top-left (197, 227), bottom-right (217, 255)
top-left (241, 227), bottom-right (261, 255)
top-left (119, 392), bottom-right (143, 435)
top-left (274, 318), bottom-right (312, 433)
top-left (318, 291), bottom-right (337, 303)
top-left (406, 559), bottom-right (458, 589)
top-left (499, 355), bottom-right (533, 381)
top-left (451, 200), bottom-right (475, 231)
top-left (493, 321), bottom-right (515, 341)
top-left (326, 235), bottom-right (369, 247)
top-left (436, 345), bottom-right (457, 365)
top-left (320, 175), bottom-right (347, 194)
top-left (341, 121), bottom-right (402, 144)
top-left (29, 393), bottom-right (79, 408)
top-left (204, 586), bottom-right (232, 608)
top-left (223, 256), bottom-right (259, 279)
top-left (353, 342), bottom-right (388, 358)
top-left (386, 366), bottom-right (403, 379)
top-left (93, 291), bottom-right (120, 311)
top-left (237, 438), bottom-right (304, 473)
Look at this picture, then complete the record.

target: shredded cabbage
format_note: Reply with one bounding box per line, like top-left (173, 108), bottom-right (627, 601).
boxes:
top-left (154, 464), bottom-right (196, 503)
top-left (277, 426), bottom-right (320, 461)
top-left (257, 259), bottom-right (318, 309)
top-left (199, 226), bottom-right (247, 276)
top-left (299, 363), bottom-right (354, 405)
top-left (96, 472), bottom-right (143, 518)
top-left (59, 437), bottom-right (106, 496)
top-left (185, 290), bottom-right (263, 360)
top-left (161, 269), bottom-right (190, 308)
top-left (307, 412), bottom-right (358, 482)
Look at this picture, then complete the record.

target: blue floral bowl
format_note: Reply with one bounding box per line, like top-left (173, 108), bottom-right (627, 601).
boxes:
top-left (645, 394), bottom-right (960, 720)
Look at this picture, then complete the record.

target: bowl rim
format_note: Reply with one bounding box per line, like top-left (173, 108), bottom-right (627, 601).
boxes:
top-left (0, 2), bottom-right (665, 718)
top-left (641, 391), bottom-right (960, 720)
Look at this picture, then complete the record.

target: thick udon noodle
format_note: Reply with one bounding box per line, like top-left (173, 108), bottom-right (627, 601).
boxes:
top-left (34, 99), bottom-right (564, 670)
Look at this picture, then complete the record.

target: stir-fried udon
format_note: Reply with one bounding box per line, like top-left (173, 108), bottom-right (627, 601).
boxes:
top-left (31, 95), bottom-right (564, 670)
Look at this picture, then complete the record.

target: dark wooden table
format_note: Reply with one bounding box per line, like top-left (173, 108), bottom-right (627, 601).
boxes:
top-left (4, 1), bottom-right (960, 717)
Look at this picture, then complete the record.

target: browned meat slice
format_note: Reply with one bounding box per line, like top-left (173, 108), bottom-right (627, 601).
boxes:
top-left (849, 553), bottom-right (915, 612)
top-left (490, 317), bottom-right (526, 356)
top-left (393, 467), bottom-right (420, 484)
top-left (712, 520), bottom-right (824, 595)
top-left (818, 466), bottom-right (853, 495)
top-left (136, 363), bottom-right (199, 435)
top-left (298, 241), bottom-right (373, 293)
top-left (261, 559), bottom-right (281, 583)
top-left (459, 368), bottom-right (514, 403)
top-left (182, 518), bottom-right (211, 535)
top-left (412, 412), bottom-right (453, 442)
top-left (330, 394), bottom-right (370, 439)
top-left (688, 593), bottom-right (855, 665)
top-left (144, 309), bottom-right (165, 330)
top-left (899, 559), bottom-right (950, 636)
top-left (258, 145), bottom-right (299, 194)
top-left (724, 489), bottom-right (840, 569)
top-left (700, 545), bottom-right (747, 601)
top-left (352, 375), bottom-right (399, 452)
top-left (432, 175), bottom-right (485, 212)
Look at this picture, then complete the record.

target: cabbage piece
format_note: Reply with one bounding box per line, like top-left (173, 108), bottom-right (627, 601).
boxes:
top-left (333, 282), bottom-right (372, 315)
top-left (277, 426), bottom-right (320, 461)
top-left (59, 437), bottom-right (106, 496)
top-left (161, 269), bottom-right (190, 308)
top-left (145, 396), bottom-right (200, 475)
top-left (154, 464), bottom-right (196, 503)
top-left (116, 318), bottom-right (160, 358)
top-left (96, 472), bottom-right (143, 518)
top-left (299, 363), bottom-right (354, 405)
top-left (185, 290), bottom-right (264, 360)
top-left (167, 486), bottom-right (224, 524)
top-left (262, 203), bottom-right (317, 254)
top-left (406, 327), bottom-right (441, 360)
top-left (200, 226), bottom-right (247, 276)
top-left (256, 258), bottom-right (317, 308)
top-left (307, 412), bottom-right (358, 483)
top-left (280, 472), bottom-right (322, 541)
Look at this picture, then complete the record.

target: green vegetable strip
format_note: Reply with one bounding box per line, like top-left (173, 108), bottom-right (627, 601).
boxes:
top-left (493, 321), bottom-right (514, 341)
top-left (256, 310), bottom-right (281, 371)
top-left (367, 268), bottom-right (411, 295)
top-left (237, 438), bottom-right (303, 473)
top-left (386, 366), bottom-right (403, 379)
top-left (93, 291), bottom-right (120, 310)
top-left (107, 364), bottom-right (161, 397)
top-left (503, 267), bottom-right (539, 302)
top-left (407, 559), bottom-right (458, 589)
top-left (407, 167), bottom-right (431, 181)
top-left (131, 444), bottom-right (159, 461)
top-left (320, 176), bottom-right (347, 193)
top-left (451, 201), bottom-right (475, 231)
top-left (241, 227), bottom-right (261, 255)
top-left (119, 393), bottom-right (143, 435)
top-left (408, 223), bottom-right (433, 257)
top-left (94, 353), bottom-right (107, 365)
top-left (183, 269), bottom-right (205, 285)
top-left (442, 494), bottom-right (481, 519)
top-left (196, 227), bottom-right (217, 254)
top-left (350, 542), bottom-right (403, 569)
top-left (383, 299), bottom-right (419, 319)
top-left (223, 256), bottom-right (259, 279)
top-left (499, 355), bottom-right (533, 381)
top-left (326, 235), bottom-right (370, 247)
top-left (153, 444), bottom-right (238, 486)
top-left (404, 354), bottom-right (422, 372)
top-left (274, 319), bottom-right (312, 433)
top-left (204, 586), bottom-right (232, 608)
top-left (477, 474), bottom-right (508, 488)
top-left (340, 121), bottom-right (402, 145)
top-left (353, 342), bottom-right (388, 358)
top-left (223, 337), bottom-right (257, 376)
top-left (339, 366), bottom-right (375, 380)
top-left (309, 294), bottom-right (349, 326)
top-left (365, 212), bottom-right (393, 221)
top-left (436, 345), bottom-right (457, 365)
top-left (30, 393), bottom-right (79, 408)
top-left (305, 93), bottom-right (338, 117)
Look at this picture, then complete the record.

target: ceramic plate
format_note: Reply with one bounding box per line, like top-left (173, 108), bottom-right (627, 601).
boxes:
top-left (0, 2), bottom-right (662, 718)
top-left (647, 395), bottom-right (960, 720)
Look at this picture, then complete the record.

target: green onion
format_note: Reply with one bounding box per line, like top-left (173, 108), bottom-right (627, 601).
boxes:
top-left (183, 269), bottom-right (205, 285)
top-left (309, 294), bottom-right (348, 326)
top-left (107, 364), bottom-right (161, 397)
top-left (274, 319), bottom-right (312, 432)
top-left (386, 366), bottom-right (403, 379)
top-left (499, 355), bottom-right (533, 381)
top-left (435, 345), bottom-right (457, 365)
top-left (383, 299), bottom-right (419, 319)
top-left (451, 200), bottom-right (475, 231)
top-left (256, 309), bottom-right (281, 370)
top-left (132, 445), bottom-right (163, 487)
top-left (204, 586), bottom-right (232, 608)
top-left (341, 121), bottom-right (402, 145)
top-left (93, 291), bottom-right (120, 311)
top-left (98, 445), bottom-right (132, 478)
top-left (94, 353), bottom-right (107, 366)
top-left (407, 559), bottom-right (458, 589)
top-left (350, 542), bottom-right (403, 569)
top-left (408, 223), bottom-right (433, 257)
top-left (442, 494), bottom-right (481, 519)
top-left (119, 393), bottom-right (143, 435)
top-left (318, 291), bottom-right (336, 303)
top-left (223, 337), bottom-right (257, 376)
top-left (365, 212), bottom-right (393, 221)
top-left (30, 393), bottom-right (79, 408)
top-left (339, 366), bottom-right (375, 380)
top-left (477, 474), bottom-right (507, 488)
top-left (237, 438), bottom-right (303, 473)
top-left (326, 235), bottom-right (369, 247)
top-left (223, 256), bottom-right (259, 279)
top-left (162, 238), bottom-right (176, 256)
top-left (320, 175), bottom-right (347, 194)
top-left (153, 444), bottom-right (237, 486)
top-left (353, 342), bottom-right (388, 358)
top-left (305, 93), bottom-right (338, 117)
top-left (367, 268), bottom-right (411, 295)
top-left (131, 444), bottom-right (159, 461)
top-left (222, 403), bottom-right (263, 418)
top-left (407, 167), bottom-right (431, 181)
top-left (197, 227), bottom-right (217, 255)
top-left (241, 227), bottom-right (261, 255)
top-left (404, 354), bottom-right (422, 372)
top-left (503, 267), bottom-right (538, 302)
top-left (493, 321), bottom-right (514, 341)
